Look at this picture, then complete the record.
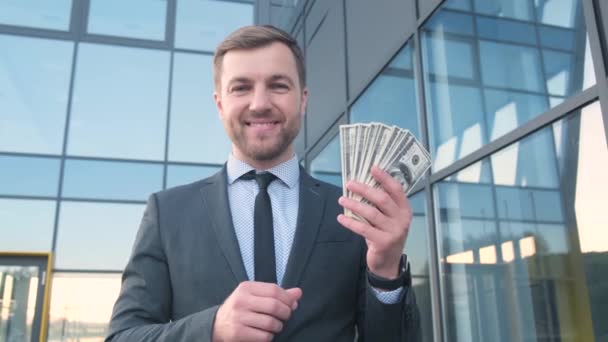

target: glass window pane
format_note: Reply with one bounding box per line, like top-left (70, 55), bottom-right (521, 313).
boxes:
top-left (309, 134), bottom-right (341, 187)
top-left (406, 192), bottom-right (429, 276)
top-left (68, 44), bottom-right (169, 160)
top-left (175, 0), bottom-right (253, 52)
top-left (48, 273), bottom-right (120, 341)
top-left (350, 43), bottom-right (422, 139)
top-left (56, 202), bottom-right (144, 270)
top-left (422, 0), bottom-right (595, 172)
top-left (169, 53), bottom-right (231, 163)
top-left (413, 277), bottom-right (434, 342)
top-left (88, 0), bottom-right (167, 40)
top-left (0, 155), bottom-right (60, 197)
top-left (62, 159), bottom-right (163, 200)
top-left (0, 199), bottom-right (55, 252)
top-left (434, 101), bottom-right (608, 341)
top-left (0, 0), bottom-right (72, 30)
top-left (0, 35), bottom-right (73, 154)
top-left (166, 164), bottom-right (220, 188)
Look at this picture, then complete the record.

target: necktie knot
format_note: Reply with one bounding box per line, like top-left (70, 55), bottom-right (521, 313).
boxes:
top-left (242, 171), bottom-right (276, 191)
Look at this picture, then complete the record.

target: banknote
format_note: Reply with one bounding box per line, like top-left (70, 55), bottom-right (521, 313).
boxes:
top-left (339, 122), bottom-right (431, 222)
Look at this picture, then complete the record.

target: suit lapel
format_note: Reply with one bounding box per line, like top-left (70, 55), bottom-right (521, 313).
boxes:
top-left (199, 166), bottom-right (248, 283)
top-left (281, 169), bottom-right (325, 289)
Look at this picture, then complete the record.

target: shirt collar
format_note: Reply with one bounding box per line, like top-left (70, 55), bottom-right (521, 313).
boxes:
top-left (226, 153), bottom-right (300, 189)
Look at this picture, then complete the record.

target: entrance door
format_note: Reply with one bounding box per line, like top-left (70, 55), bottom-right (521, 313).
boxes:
top-left (0, 253), bottom-right (51, 342)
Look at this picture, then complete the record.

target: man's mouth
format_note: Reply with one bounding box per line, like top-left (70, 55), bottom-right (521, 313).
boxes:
top-left (245, 121), bottom-right (280, 127)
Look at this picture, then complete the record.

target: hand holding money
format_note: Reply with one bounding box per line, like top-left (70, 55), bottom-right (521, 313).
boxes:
top-left (336, 123), bottom-right (431, 279)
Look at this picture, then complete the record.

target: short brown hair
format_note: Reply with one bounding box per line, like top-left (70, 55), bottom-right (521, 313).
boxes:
top-left (213, 25), bottom-right (306, 89)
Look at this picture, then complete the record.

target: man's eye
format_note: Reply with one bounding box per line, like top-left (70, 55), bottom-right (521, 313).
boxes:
top-left (271, 83), bottom-right (289, 90)
top-left (231, 85), bottom-right (250, 93)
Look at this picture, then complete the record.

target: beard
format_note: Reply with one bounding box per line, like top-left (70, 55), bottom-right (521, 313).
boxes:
top-left (229, 111), bottom-right (301, 162)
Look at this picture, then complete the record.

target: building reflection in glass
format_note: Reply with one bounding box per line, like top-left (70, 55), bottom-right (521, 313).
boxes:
top-left (435, 101), bottom-right (607, 341)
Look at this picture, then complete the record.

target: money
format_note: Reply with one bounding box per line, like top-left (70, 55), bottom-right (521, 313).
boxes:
top-left (339, 122), bottom-right (431, 222)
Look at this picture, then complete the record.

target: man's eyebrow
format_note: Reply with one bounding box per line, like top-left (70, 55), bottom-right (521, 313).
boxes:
top-left (268, 74), bottom-right (295, 86)
top-left (227, 77), bottom-right (252, 86)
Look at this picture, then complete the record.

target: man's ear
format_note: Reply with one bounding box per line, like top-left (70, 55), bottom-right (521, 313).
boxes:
top-left (214, 91), bottom-right (223, 119)
top-left (300, 87), bottom-right (308, 116)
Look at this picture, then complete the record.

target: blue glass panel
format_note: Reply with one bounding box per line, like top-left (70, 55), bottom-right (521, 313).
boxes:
top-left (422, 0), bottom-right (594, 172)
top-left (68, 44), bottom-right (169, 160)
top-left (351, 43), bottom-right (422, 139)
top-left (435, 101), bottom-right (608, 342)
top-left (309, 134), bottom-right (341, 187)
top-left (0, 199), bottom-right (55, 252)
top-left (474, 0), bottom-right (533, 21)
top-left (479, 41), bottom-right (544, 92)
top-left (538, 25), bottom-right (576, 51)
top-left (166, 164), bottom-right (220, 188)
top-left (62, 159), bottom-right (163, 200)
top-left (0, 0), bottom-right (72, 30)
top-left (0, 155), bottom-right (60, 196)
top-left (443, 0), bottom-right (471, 11)
top-left (405, 193), bottom-right (429, 276)
top-left (424, 10), bottom-right (474, 36)
top-left (56, 201), bottom-right (145, 270)
top-left (88, 0), bottom-right (167, 40)
top-left (169, 53), bottom-right (231, 164)
top-left (175, 0), bottom-right (253, 52)
top-left (424, 37), bottom-right (475, 80)
top-left (476, 16), bottom-right (536, 45)
top-left (0, 35), bottom-right (73, 154)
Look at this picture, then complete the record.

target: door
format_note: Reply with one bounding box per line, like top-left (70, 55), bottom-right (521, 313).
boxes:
top-left (0, 253), bottom-right (51, 342)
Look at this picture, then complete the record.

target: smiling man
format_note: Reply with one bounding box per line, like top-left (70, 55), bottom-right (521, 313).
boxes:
top-left (106, 25), bottom-right (420, 342)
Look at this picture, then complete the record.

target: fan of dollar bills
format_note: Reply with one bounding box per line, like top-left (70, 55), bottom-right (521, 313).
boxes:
top-left (339, 122), bottom-right (432, 222)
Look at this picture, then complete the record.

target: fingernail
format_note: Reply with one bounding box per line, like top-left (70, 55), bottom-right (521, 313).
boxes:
top-left (292, 301), bottom-right (298, 310)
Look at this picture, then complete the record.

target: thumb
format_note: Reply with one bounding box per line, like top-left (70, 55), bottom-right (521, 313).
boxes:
top-left (285, 287), bottom-right (303, 309)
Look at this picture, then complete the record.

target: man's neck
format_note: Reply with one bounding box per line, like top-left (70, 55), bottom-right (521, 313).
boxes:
top-left (232, 150), bottom-right (295, 170)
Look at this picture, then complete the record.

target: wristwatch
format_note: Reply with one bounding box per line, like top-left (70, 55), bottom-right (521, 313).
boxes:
top-left (367, 254), bottom-right (411, 291)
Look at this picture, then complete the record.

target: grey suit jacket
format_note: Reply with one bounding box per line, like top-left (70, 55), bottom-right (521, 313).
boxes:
top-left (106, 167), bottom-right (420, 341)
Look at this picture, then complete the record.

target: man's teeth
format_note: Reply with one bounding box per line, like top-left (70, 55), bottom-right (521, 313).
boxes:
top-left (249, 122), bottom-right (275, 126)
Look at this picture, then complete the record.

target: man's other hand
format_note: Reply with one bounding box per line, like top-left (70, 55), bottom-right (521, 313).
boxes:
top-left (212, 281), bottom-right (302, 342)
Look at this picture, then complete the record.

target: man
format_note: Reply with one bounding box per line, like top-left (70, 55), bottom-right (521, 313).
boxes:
top-left (106, 25), bottom-right (420, 341)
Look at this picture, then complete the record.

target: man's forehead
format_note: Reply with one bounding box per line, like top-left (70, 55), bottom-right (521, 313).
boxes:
top-left (221, 42), bottom-right (298, 76)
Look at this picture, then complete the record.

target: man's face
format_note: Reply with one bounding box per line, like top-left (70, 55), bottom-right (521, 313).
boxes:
top-left (214, 42), bottom-right (307, 168)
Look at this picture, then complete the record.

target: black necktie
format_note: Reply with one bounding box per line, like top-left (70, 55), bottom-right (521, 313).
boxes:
top-left (242, 171), bottom-right (277, 283)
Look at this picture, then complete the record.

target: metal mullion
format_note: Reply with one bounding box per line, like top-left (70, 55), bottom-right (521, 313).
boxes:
top-left (166, 0), bottom-right (177, 48)
top-left (51, 42), bottom-right (80, 253)
top-left (430, 85), bottom-right (598, 184)
top-left (60, 198), bottom-right (147, 205)
top-left (583, 0), bottom-right (608, 145)
top-left (65, 155), bottom-right (165, 165)
top-left (163, 51), bottom-right (175, 190)
top-left (413, 16), bottom-right (444, 341)
top-left (417, 0), bottom-right (446, 27)
top-left (0, 195), bottom-right (57, 201)
top-left (0, 24), bottom-right (74, 40)
top-left (173, 47), bottom-right (214, 55)
top-left (53, 269), bottom-right (123, 274)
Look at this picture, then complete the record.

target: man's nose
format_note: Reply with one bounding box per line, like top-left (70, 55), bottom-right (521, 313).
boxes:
top-left (249, 87), bottom-right (272, 112)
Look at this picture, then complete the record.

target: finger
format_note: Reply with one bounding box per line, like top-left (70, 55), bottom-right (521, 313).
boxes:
top-left (245, 282), bottom-right (297, 307)
top-left (371, 166), bottom-right (408, 207)
top-left (285, 288), bottom-right (302, 310)
top-left (240, 312), bottom-right (284, 334)
top-left (249, 296), bottom-right (293, 321)
top-left (337, 213), bottom-right (386, 244)
top-left (338, 196), bottom-right (388, 229)
top-left (346, 181), bottom-right (399, 216)
top-left (237, 326), bottom-right (275, 342)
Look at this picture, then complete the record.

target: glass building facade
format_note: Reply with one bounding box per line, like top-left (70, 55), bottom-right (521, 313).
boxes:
top-left (1, 0), bottom-right (607, 341)
top-left (275, 0), bottom-right (607, 341)
top-left (1, 1), bottom-right (253, 341)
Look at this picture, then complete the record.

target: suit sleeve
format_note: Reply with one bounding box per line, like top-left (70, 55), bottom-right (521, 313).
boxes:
top-left (356, 239), bottom-right (422, 342)
top-left (106, 194), bottom-right (219, 342)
